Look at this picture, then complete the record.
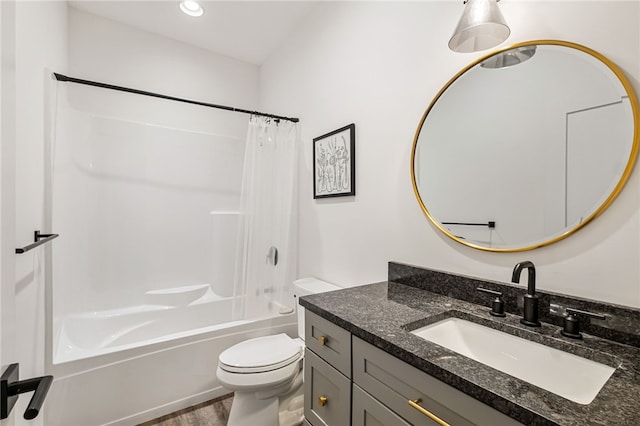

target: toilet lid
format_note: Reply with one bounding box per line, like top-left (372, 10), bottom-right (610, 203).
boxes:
top-left (219, 333), bottom-right (303, 373)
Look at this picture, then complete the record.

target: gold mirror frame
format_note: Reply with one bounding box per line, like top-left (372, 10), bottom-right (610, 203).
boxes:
top-left (411, 40), bottom-right (639, 252)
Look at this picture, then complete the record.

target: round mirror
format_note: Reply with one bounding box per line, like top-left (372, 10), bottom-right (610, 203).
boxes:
top-left (412, 40), bottom-right (638, 252)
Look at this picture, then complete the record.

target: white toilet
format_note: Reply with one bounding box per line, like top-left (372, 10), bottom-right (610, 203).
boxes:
top-left (216, 277), bottom-right (341, 426)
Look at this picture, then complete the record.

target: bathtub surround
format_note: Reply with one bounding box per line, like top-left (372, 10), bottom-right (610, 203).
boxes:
top-left (211, 213), bottom-right (241, 297)
top-left (51, 88), bottom-right (299, 363)
top-left (50, 80), bottom-right (246, 324)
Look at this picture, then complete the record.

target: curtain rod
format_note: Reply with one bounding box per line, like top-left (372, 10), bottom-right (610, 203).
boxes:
top-left (52, 73), bottom-right (300, 123)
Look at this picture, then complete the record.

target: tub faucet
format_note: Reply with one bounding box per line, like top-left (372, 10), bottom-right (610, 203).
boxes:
top-left (511, 261), bottom-right (541, 327)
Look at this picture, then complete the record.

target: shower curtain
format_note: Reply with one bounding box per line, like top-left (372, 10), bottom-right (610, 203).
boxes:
top-left (233, 116), bottom-right (300, 320)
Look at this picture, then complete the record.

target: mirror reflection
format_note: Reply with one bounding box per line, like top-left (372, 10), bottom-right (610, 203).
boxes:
top-left (412, 40), bottom-right (638, 251)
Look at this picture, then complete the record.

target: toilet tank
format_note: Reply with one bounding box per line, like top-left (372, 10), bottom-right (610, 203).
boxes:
top-left (293, 277), bottom-right (341, 341)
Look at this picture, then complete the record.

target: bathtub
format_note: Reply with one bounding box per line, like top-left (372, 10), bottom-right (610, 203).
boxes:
top-left (53, 284), bottom-right (251, 364)
top-left (46, 284), bottom-right (297, 425)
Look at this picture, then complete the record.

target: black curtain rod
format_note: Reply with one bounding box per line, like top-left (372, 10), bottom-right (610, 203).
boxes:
top-left (52, 73), bottom-right (299, 123)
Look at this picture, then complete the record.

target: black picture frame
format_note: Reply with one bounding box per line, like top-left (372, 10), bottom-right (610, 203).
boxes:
top-left (313, 124), bottom-right (356, 199)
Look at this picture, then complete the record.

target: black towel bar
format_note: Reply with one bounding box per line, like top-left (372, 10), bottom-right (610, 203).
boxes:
top-left (15, 230), bottom-right (59, 254)
top-left (442, 221), bottom-right (496, 229)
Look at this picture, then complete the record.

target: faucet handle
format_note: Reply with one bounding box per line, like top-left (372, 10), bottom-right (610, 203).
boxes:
top-left (561, 308), bottom-right (606, 339)
top-left (477, 288), bottom-right (506, 317)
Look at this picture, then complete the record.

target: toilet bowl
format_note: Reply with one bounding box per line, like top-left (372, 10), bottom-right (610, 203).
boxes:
top-left (216, 278), bottom-right (340, 426)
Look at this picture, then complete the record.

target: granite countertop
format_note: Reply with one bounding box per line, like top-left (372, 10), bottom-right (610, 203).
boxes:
top-left (299, 281), bottom-right (640, 426)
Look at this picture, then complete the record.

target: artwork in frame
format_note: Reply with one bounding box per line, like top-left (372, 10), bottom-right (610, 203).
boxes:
top-left (313, 124), bottom-right (356, 199)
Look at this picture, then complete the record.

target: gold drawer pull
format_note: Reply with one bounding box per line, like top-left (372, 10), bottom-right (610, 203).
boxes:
top-left (318, 396), bottom-right (328, 407)
top-left (408, 399), bottom-right (450, 426)
top-left (318, 336), bottom-right (327, 345)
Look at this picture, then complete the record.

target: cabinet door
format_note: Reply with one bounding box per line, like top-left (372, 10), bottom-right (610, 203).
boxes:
top-left (305, 310), bottom-right (352, 377)
top-left (352, 384), bottom-right (411, 426)
top-left (352, 337), bottom-right (522, 426)
top-left (304, 349), bottom-right (350, 426)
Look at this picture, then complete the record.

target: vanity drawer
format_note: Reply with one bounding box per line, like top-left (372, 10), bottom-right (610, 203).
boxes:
top-left (305, 310), bottom-right (351, 377)
top-left (352, 383), bottom-right (410, 426)
top-left (352, 337), bottom-right (522, 426)
top-left (304, 348), bottom-right (350, 426)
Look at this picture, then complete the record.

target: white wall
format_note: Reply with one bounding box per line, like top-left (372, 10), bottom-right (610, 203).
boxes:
top-left (0, 5), bottom-right (18, 420)
top-left (260, 1), bottom-right (640, 307)
top-left (68, 7), bottom-right (259, 112)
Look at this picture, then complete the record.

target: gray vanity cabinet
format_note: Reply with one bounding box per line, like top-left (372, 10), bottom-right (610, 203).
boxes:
top-left (305, 311), bottom-right (351, 377)
top-left (304, 311), bottom-right (352, 426)
top-left (352, 337), bottom-right (522, 426)
top-left (304, 350), bottom-right (351, 426)
top-left (352, 383), bottom-right (411, 426)
top-left (305, 310), bottom-right (523, 426)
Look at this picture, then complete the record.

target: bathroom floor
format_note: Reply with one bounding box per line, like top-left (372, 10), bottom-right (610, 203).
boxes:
top-left (138, 394), bottom-right (233, 426)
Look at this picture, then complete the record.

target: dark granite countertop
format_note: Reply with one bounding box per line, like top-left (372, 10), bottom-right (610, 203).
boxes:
top-left (299, 281), bottom-right (640, 425)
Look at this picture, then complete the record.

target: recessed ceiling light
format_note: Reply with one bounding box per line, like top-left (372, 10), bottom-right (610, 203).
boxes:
top-left (180, 0), bottom-right (204, 17)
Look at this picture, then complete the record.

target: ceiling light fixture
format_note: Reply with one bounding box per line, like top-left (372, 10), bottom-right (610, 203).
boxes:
top-left (449, 0), bottom-right (510, 53)
top-left (180, 0), bottom-right (204, 17)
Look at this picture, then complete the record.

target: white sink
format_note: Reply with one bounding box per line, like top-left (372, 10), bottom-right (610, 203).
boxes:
top-left (411, 317), bottom-right (616, 404)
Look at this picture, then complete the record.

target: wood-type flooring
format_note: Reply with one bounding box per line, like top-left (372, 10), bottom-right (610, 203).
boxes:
top-left (138, 394), bottom-right (233, 426)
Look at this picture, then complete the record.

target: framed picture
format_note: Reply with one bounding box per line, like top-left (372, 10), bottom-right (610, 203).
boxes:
top-left (313, 124), bottom-right (356, 199)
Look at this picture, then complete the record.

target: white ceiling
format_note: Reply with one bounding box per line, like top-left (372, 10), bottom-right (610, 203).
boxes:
top-left (68, 1), bottom-right (321, 65)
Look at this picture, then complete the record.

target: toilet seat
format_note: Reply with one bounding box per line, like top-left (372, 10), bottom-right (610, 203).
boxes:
top-left (219, 333), bottom-right (303, 374)
top-left (216, 359), bottom-right (302, 391)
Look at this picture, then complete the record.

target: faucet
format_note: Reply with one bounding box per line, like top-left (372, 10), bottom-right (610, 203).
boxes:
top-left (511, 261), bottom-right (541, 327)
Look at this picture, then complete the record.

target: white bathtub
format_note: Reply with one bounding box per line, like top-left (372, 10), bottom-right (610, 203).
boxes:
top-left (46, 284), bottom-right (297, 425)
top-left (53, 284), bottom-right (252, 364)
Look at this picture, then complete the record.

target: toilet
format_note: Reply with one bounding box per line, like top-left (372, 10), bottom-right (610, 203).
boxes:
top-left (216, 277), bottom-right (341, 426)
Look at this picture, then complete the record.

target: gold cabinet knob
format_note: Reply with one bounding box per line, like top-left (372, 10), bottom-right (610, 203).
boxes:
top-left (318, 396), bottom-right (328, 407)
top-left (318, 336), bottom-right (327, 345)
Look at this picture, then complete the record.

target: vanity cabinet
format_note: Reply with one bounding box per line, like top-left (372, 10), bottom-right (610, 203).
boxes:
top-left (305, 310), bottom-right (522, 426)
top-left (352, 383), bottom-right (410, 426)
top-left (305, 310), bottom-right (351, 377)
top-left (304, 311), bottom-right (351, 426)
top-left (352, 337), bottom-right (521, 426)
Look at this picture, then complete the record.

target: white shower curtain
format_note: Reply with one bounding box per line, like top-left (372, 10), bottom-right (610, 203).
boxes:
top-left (233, 115), bottom-right (300, 320)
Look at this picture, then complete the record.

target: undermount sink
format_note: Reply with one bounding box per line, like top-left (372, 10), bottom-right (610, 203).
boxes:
top-left (410, 316), bottom-right (616, 405)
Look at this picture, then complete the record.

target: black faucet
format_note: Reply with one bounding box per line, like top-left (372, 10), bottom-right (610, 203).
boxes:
top-left (511, 261), bottom-right (541, 327)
